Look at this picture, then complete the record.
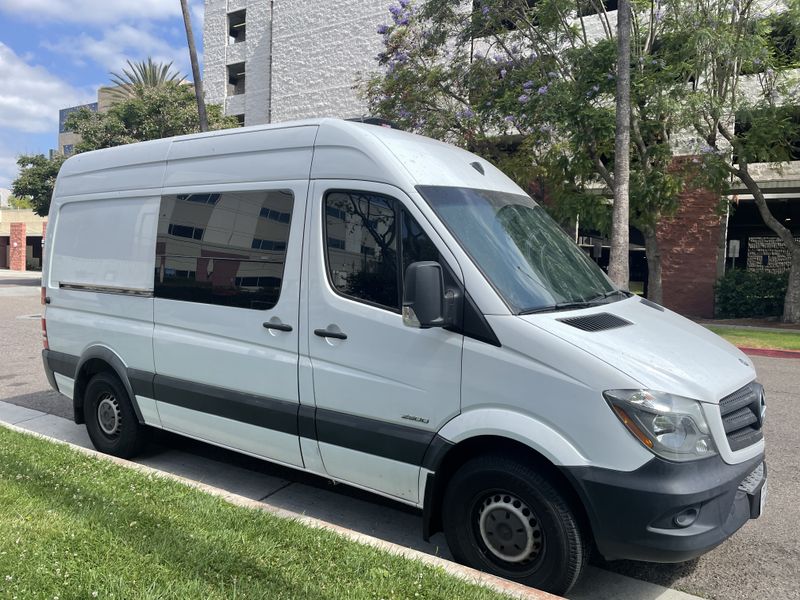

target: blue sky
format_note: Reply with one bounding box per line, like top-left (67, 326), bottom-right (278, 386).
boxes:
top-left (0, 0), bottom-right (205, 190)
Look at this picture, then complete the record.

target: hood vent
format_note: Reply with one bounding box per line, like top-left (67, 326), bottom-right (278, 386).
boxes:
top-left (640, 297), bottom-right (665, 312)
top-left (557, 313), bottom-right (632, 332)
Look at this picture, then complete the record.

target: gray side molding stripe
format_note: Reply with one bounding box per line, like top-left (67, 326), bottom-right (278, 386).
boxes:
top-left (44, 350), bottom-right (448, 469)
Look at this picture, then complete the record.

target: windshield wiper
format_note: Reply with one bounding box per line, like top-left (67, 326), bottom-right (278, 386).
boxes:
top-left (519, 301), bottom-right (595, 315)
top-left (519, 290), bottom-right (633, 315)
top-left (587, 289), bottom-right (632, 303)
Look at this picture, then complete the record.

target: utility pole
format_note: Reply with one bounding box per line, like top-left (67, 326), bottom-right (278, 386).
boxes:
top-left (180, 0), bottom-right (209, 132)
top-left (609, 0), bottom-right (631, 288)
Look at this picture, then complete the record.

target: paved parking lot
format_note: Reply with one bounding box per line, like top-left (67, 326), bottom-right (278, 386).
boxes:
top-left (1, 273), bottom-right (797, 599)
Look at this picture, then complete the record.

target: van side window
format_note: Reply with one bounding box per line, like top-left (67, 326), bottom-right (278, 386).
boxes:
top-left (154, 190), bottom-right (293, 310)
top-left (325, 191), bottom-right (400, 310)
top-left (324, 190), bottom-right (439, 312)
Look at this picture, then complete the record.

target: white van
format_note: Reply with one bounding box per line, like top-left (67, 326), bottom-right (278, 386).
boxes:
top-left (41, 119), bottom-right (766, 594)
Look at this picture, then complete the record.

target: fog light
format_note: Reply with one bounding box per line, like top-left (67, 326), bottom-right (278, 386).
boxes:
top-left (673, 507), bottom-right (700, 528)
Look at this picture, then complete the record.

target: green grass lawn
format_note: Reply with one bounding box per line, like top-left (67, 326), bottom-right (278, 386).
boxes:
top-left (0, 427), bottom-right (509, 600)
top-left (707, 326), bottom-right (800, 351)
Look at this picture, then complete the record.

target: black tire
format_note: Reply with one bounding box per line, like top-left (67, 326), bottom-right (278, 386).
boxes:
top-left (442, 454), bottom-right (588, 596)
top-left (84, 372), bottom-right (146, 459)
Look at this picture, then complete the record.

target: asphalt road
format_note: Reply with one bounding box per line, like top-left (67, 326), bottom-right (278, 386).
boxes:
top-left (1, 274), bottom-right (797, 600)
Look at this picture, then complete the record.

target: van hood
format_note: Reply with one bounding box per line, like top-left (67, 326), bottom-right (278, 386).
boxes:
top-left (518, 297), bottom-right (756, 404)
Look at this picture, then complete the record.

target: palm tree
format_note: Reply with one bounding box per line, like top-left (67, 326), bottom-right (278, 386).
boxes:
top-left (180, 0), bottom-right (208, 132)
top-left (107, 58), bottom-right (186, 100)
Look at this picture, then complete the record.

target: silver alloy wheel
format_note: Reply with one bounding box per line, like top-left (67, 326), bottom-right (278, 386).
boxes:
top-left (478, 493), bottom-right (543, 564)
top-left (96, 393), bottom-right (122, 436)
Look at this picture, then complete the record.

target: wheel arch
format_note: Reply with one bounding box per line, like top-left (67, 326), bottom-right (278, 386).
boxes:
top-left (422, 411), bottom-right (595, 546)
top-left (73, 346), bottom-right (145, 425)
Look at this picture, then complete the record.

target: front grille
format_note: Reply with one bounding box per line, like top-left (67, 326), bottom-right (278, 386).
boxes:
top-left (719, 383), bottom-right (764, 451)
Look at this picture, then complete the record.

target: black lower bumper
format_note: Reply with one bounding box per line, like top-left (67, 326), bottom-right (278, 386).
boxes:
top-left (42, 349), bottom-right (60, 392)
top-left (565, 452), bottom-right (766, 563)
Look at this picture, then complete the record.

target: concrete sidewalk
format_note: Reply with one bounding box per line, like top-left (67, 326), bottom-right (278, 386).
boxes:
top-left (0, 399), bottom-right (705, 600)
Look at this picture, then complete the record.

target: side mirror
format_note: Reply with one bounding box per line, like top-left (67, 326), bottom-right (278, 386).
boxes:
top-left (403, 261), bottom-right (448, 328)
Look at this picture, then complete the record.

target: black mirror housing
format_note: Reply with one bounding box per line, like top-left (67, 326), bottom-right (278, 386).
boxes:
top-left (403, 261), bottom-right (449, 328)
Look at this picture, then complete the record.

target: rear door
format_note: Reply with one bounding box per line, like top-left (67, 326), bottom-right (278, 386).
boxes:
top-left (152, 183), bottom-right (306, 467)
top-left (304, 180), bottom-right (464, 502)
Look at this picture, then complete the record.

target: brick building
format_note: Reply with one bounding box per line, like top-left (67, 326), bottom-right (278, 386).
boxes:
top-left (0, 209), bottom-right (47, 271)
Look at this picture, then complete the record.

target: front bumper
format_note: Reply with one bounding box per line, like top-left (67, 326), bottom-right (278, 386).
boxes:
top-left (565, 452), bottom-right (766, 563)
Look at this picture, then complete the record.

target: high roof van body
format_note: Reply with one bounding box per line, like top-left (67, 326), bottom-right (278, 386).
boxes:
top-left (41, 119), bottom-right (766, 594)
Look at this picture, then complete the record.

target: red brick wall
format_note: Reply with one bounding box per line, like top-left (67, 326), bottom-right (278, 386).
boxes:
top-left (657, 187), bottom-right (722, 318)
top-left (9, 222), bottom-right (26, 271)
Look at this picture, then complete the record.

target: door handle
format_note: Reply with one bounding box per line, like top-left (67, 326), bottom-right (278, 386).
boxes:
top-left (314, 328), bottom-right (347, 340)
top-left (263, 321), bottom-right (293, 332)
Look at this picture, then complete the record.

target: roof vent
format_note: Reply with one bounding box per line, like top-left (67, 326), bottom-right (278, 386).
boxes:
top-left (557, 313), bottom-right (632, 332)
top-left (470, 161), bottom-right (485, 175)
top-left (640, 297), bottom-right (665, 312)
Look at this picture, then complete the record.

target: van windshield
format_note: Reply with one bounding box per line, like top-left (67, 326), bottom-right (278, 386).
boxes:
top-left (417, 186), bottom-right (620, 314)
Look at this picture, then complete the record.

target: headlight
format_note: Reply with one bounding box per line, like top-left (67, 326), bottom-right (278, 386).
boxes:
top-left (604, 390), bottom-right (717, 462)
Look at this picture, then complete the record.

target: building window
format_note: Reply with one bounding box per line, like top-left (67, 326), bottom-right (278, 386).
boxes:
top-left (227, 62), bottom-right (246, 96)
top-left (228, 9), bottom-right (246, 43)
top-left (62, 144), bottom-right (75, 156)
top-left (472, 0), bottom-right (539, 35)
top-left (155, 189), bottom-right (295, 310)
top-left (259, 207), bottom-right (291, 223)
top-left (576, 0), bottom-right (617, 17)
top-left (168, 224), bottom-right (204, 240)
top-left (234, 114), bottom-right (245, 127)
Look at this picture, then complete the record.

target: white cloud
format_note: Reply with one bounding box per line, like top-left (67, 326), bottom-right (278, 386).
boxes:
top-left (0, 42), bottom-right (93, 133)
top-left (0, 154), bottom-right (18, 190)
top-left (0, 0), bottom-right (180, 25)
top-left (44, 24), bottom-right (192, 77)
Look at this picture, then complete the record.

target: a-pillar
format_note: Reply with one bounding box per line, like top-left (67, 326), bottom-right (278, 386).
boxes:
top-left (9, 222), bottom-right (26, 271)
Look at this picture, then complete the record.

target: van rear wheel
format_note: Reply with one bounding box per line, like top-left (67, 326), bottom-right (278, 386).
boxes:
top-left (84, 372), bottom-right (145, 459)
top-left (442, 454), bottom-right (587, 596)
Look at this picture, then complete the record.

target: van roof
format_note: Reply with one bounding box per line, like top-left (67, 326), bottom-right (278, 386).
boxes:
top-left (54, 118), bottom-right (521, 199)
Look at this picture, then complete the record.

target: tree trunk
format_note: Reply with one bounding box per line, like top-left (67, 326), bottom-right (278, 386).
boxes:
top-left (643, 227), bottom-right (663, 304)
top-left (180, 0), bottom-right (209, 132)
top-left (735, 163), bottom-right (799, 322)
top-left (608, 0), bottom-right (631, 289)
top-left (785, 246), bottom-right (800, 323)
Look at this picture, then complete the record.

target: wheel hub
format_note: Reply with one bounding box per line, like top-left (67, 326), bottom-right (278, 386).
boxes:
top-left (478, 493), bottom-right (542, 564)
top-left (97, 393), bottom-right (121, 436)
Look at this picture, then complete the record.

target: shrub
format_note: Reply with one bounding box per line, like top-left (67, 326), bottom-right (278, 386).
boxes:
top-left (715, 269), bottom-right (788, 318)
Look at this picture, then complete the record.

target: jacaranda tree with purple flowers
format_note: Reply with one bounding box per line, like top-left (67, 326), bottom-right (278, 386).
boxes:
top-left (363, 0), bottom-right (800, 317)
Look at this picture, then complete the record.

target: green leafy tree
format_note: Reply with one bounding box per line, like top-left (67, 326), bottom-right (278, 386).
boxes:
top-left (674, 0), bottom-right (800, 322)
top-left (363, 0), bottom-right (707, 303)
top-left (363, 0), bottom-right (797, 314)
top-left (7, 195), bottom-right (32, 209)
top-left (65, 83), bottom-right (238, 153)
top-left (11, 154), bottom-right (67, 217)
top-left (108, 57), bottom-right (186, 100)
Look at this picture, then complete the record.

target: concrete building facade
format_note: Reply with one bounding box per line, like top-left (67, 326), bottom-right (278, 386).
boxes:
top-left (203, 0), bottom-right (387, 125)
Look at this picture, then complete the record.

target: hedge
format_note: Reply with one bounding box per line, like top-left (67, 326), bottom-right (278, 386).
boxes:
top-left (714, 269), bottom-right (788, 318)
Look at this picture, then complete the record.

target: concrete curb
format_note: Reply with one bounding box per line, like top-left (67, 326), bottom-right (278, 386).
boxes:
top-left (0, 420), bottom-right (561, 600)
top-left (739, 347), bottom-right (800, 359)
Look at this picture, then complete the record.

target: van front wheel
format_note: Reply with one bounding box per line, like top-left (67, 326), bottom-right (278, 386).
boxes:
top-left (442, 455), bottom-right (587, 596)
top-left (84, 372), bottom-right (145, 459)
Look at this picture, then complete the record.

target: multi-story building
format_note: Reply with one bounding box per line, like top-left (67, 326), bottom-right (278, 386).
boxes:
top-left (203, 0), bottom-right (387, 125)
top-left (57, 87), bottom-right (128, 156)
top-left (207, 2), bottom-right (800, 316)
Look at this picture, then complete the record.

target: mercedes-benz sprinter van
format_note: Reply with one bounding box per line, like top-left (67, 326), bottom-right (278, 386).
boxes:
top-left (41, 119), bottom-right (766, 595)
